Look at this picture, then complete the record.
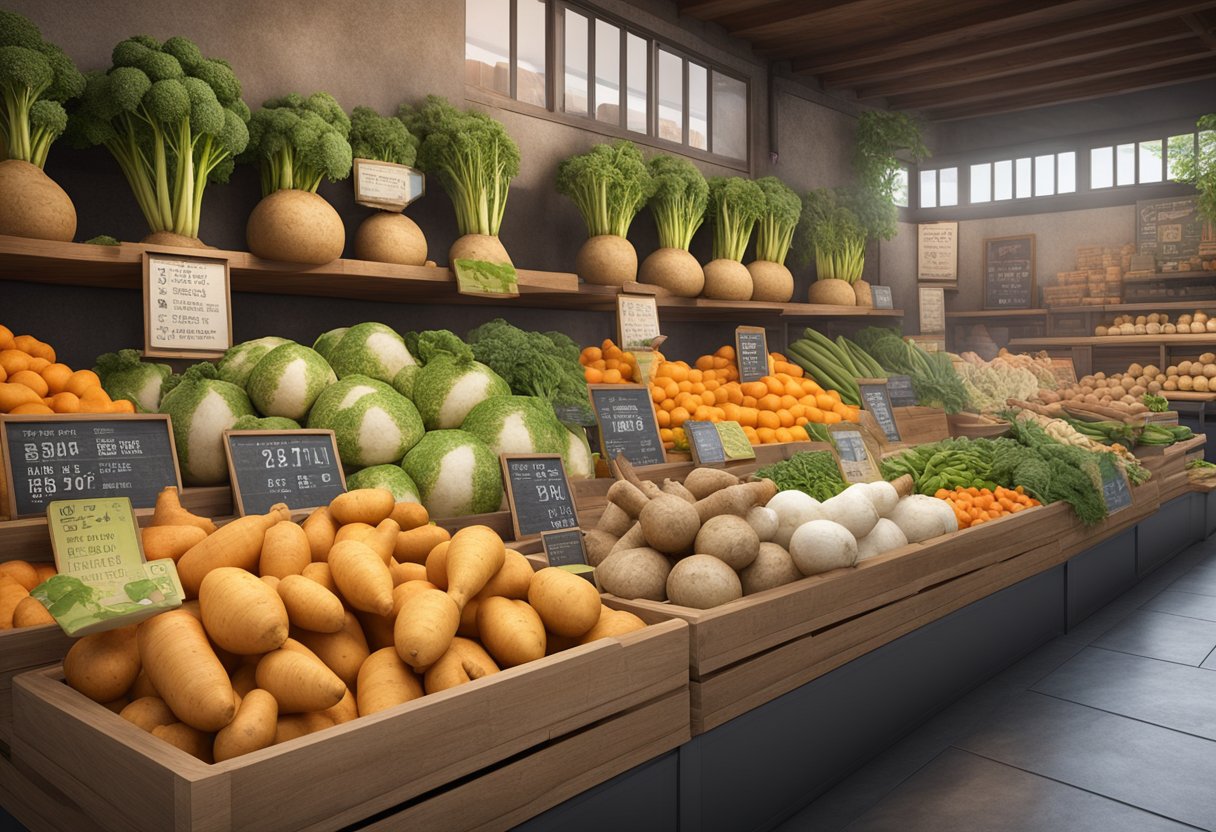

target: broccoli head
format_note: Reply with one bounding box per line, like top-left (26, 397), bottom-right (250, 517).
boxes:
top-left (0, 10), bottom-right (85, 166)
top-left (242, 92), bottom-right (353, 195)
top-left (706, 176), bottom-right (765, 262)
top-left (647, 155), bottom-right (708, 251)
top-left (555, 140), bottom-right (654, 239)
top-left (349, 106), bottom-right (418, 167)
top-left (753, 176), bottom-right (801, 264)
top-left (414, 329), bottom-right (473, 364)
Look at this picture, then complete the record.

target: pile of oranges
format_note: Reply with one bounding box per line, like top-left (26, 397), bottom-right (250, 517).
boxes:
top-left (578, 340), bottom-right (653, 385)
top-left (935, 486), bottom-right (1040, 529)
top-left (0, 325), bottom-right (134, 415)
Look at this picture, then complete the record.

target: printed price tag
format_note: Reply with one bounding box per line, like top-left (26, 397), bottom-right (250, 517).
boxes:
top-left (353, 158), bottom-right (425, 211)
top-left (617, 293), bottom-right (661, 352)
top-left (144, 253), bottom-right (232, 359)
top-left (454, 259), bottom-right (519, 298)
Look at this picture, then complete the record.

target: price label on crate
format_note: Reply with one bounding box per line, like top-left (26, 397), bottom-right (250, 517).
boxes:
top-left (1098, 455), bottom-right (1133, 514)
top-left (829, 425), bottom-right (881, 483)
top-left (453, 259), bottom-right (519, 298)
top-left (886, 375), bottom-right (917, 407)
top-left (501, 454), bottom-right (578, 539)
top-left (541, 528), bottom-right (588, 567)
top-left (1050, 358), bottom-right (1077, 387)
top-left (735, 326), bottom-right (769, 383)
top-left (684, 419), bottom-right (726, 465)
top-left (1, 415), bottom-right (181, 519)
top-left (143, 252), bottom-right (232, 359)
top-left (858, 379), bottom-right (901, 443)
top-left (589, 384), bottom-right (666, 467)
top-left (716, 421), bottom-right (756, 461)
top-left (224, 430), bottom-right (346, 516)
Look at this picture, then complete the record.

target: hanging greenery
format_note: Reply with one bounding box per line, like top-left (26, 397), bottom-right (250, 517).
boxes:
top-left (1173, 114), bottom-right (1216, 227)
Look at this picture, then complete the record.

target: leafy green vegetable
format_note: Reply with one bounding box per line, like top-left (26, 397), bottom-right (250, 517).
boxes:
top-left (753, 177), bottom-right (801, 264)
top-left (556, 140), bottom-right (654, 238)
top-left (84, 234), bottom-right (120, 246)
top-left (706, 176), bottom-right (765, 262)
top-left (466, 319), bottom-right (590, 421)
top-left (793, 188), bottom-right (866, 283)
top-left (1171, 113), bottom-right (1216, 227)
top-left (1142, 393), bottom-right (1169, 413)
top-left (0, 10), bottom-right (84, 166)
top-left (242, 92), bottom-right (352, 195)
top-left (94, 349), bottom-right (174, 412)
top-left (410, 329), bottom-right (474, 364)
top-left (851, 110), bottom-right (928, 243)
top-left (853, 327), bottom-right (968, 413)
top-left (755, 451), bottom-right (847, 502)
top-left (348, 105), bottom-right (417, 166)
top-left (646, 154), bottom-right (708, 251)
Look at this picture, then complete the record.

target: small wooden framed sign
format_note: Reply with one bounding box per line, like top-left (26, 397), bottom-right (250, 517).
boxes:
top-left (352, 158), bottom-right (425, 211)
top-left (588, 384), bottom-right (666, 468)
top-left (500, 454), bottom-right (578, 539)
top-left (1098, 456), bottom-right (1133, 515)
top-left (223, 430), bottom-right (346, 516)
top-left (871, 285), bottom-right (894, 309)
top-left (886, 374), bottom-right (917, 407)
top-left (541, 528), bottom-right (588, 567)
top-left (617, 293), bottom-right (661, 352)
top-left (829, 423), bottom-right (881, 483)
top-left (684, 419), bottom-right (726, 466)
top-left (857, 379), bottom-right (901, 444)
top-left (918, 221), bottom-right (958, 284)
top-left (0, 414), bottom-right (181, 519)
top-left (735, 326), bottom-right (769, 383)
top-left (1050, 358), bottom-right (1078, 387)
top-left (983, 234), bottom-right (1036, 310)
top-left (143, 251), bottom-right (232, 359)
top-left (918, 286), bottom-right (946, 335)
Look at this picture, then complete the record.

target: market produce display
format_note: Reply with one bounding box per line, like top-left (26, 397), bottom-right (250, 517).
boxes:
top-left (702, 176), bottom-right (765, 301)
top-left (851, 327), bottom-right (969, 412)
top-left (746, 177), bottom-right (801, 302)
top-left (637, 155), bottom-right (708, 297)
top-left (579, 339), bottom-right (648, 384)
top-left (953, 354), bottom-right (1041, 413)
top-left (0, 325), bottom-right (134, 415)
top-left (1095, 311), bottom-right (1216, 337)
top-left (0, 559), bottom-right (57, 629)
top-left (935, 486), bottom-right (1040, 529)
top-left (1037, 361), bottom-right (1169, 412)
top-left (786, 328), bottom-right (884, 406)
top-left (348, 105), bottom-right (427, 266)
top-left (754, 450), bottom-right (847, 502)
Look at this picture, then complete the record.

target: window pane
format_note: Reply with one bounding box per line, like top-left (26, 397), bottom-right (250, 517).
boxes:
top-left (517, 0), bottom-right (547, 107)
top-left (1057, 152), bottom-right (1075, 193)
top-left (1116, 142), bottom-right (1135, 186)
top-left (919, 170), bottom-right (937, 209)
top-left (465, 0), bottom-right (509, 96)
top-left (968, 163), bottom-right (989, 203)
top-left (711, 71), bottom-right (747, 161)
top-left (1091, 147), bottom-right (1113, 189)
top-left (657, 49), bottom-right (683, 144)
top-left (1168, 134), bottom-right (1194, 181)
top-left (594, 20), bottom-right (620, 124)
top-left (893, 168), bottom-right (908, 208)
top-left (939, 167), bottom-right (958, 206)
top-left (994, 160), bottom-right (1012, 200)
top-left (1138, 140), bottom-right (1162, 184)
top-left (626, 34), bottom-right (647, 134)
top-left (1016, 157), bottom-right (1032, 198)
top-left (1035, 154), bottom-right (1054, 196)
top-left (564, 10), bottom-right (588, 115)
top-left (688, 62), bottom-right (708, 150)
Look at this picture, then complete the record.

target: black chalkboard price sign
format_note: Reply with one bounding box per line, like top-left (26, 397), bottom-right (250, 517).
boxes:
top-left (735, 326), bottom-right (769, 383)
top-left (1098, 456), bottom-right (1133, 515)
top-left (1137, 196), bottom-right (1203, 263)
top-left (501, 454), bottom-right (578, 539)
top-left (1, 414), bottom-right (181, 519)
top-left (871, 286), bottom-right (894, 309)
top-left (541, 528), bottom-right (588, 567)
top-left (886, 375), bottom-right (917, 407)
top-left (858, 380), bottom-right (901, 443)
top-left (983, 235), bottom-right (1036, 309)
top-left (224, 430), bottom-right (346, 516)
top-left (589, 384), bottom-right (666, 467)
top-left (684, 420), bottom-right (726, 465)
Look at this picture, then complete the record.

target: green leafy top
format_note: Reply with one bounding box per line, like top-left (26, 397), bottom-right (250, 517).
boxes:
top-left (753, 176), bottom-right (801, 264)
top-left (1173, 114), bottom-right (1216, 227)
top-left (349, 105), bottom-right (417, 167)
top-left (242, 92), bottom-right (353, 195)
top-left (851, 110), bottom-right (928, 242)
top-left (793, 188), bottom-right (865, 263)
top-left (555, 140), bottom-right (655, 238)
top-left (647, 155), bottom-right (708, 251)
top-left (399, 95), bottom-right (519, 237)
top-left (706, 176), bottom-right (765, 262)
top-left (466, 319), bottom-right (590, 417)
top-left (159, 360), bottom-right (219, 398)
top-left (0, 10), bottom-right (85, 167)
top-left (413, 329), bottom-right (474, 364)
top-left (67, 35), bottom-right (250, 238)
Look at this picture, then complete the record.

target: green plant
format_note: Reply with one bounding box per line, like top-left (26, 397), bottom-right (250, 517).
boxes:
top-left (68, 35), bottom-right (251, 239)
top-left (242, 93), bottom-right (352, 196)
top-left (348, 106), bottom-right (417, 166)
top-left (555, 140), bottom-right (654, 238)
top-left (1174, 114), bottom-right (1216, 227)
top-left (752, 177), bottom-right (801, 264)
top-left (793, 188), bottom-right (866, 283)
top-left (0, 11), bottom-right (84, 167)
top-left (706, 176), bottom-right (765, 262)
top-left (851, 110), bottom-right (928, 242)
top-left (647, 155), bottom-right (708, 251)
top-left (398, 95), bottom-right (519, 237)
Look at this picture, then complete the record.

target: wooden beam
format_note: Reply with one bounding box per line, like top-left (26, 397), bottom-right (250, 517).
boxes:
top-left (720, 0), bottom-right (972, 39)
top-left (676, 0), bottom-right (775, 22)
top-left (1183, 12), bottom-right (1216, 49)
top-left (853, 21), bottom-right (1192, 99)
top-left (924, 57), bottom-right (1216, 121)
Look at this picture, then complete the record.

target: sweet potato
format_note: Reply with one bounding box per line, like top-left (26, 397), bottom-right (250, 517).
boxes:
top-left (138, 611), bottom-right (235, 731)
top-left (356, 646), bottom-right (424, 716)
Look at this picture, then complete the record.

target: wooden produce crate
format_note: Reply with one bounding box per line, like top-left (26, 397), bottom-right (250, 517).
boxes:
top-left (11, 619), bottom-right (689, 832)
top-left (606, 502), bottom-right (1073, 734)
top-left (0, 624), bottom-right (72, 752)
top-left (1056, 479), bottom-right (1161, 553)
top-left (892, 406), bottom-right (950, 445)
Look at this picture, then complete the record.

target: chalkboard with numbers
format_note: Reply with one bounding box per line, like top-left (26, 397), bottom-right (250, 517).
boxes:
top-left (224, 430), bottom-right (346, 516)
top-left (1, 414), bottom-right (181, 519)
top-left (983, 235), bottom-right (1036, 309)
top-left (501, 454), bottom-right (578, 539)
top-left (589, 384), bottom-right (666, 467)
top-left (735, 326), bottom-right (769, 383)
top-left (1137, 196), bottom-right (1202, 264)
top-left (858, 380), bottom-right (901, 443)
top-left (684, 420), bottom-right (726, 465)
top-left (1099, 457), bottom-right (1133, 515)
top-left (886, 375), bottom-right (917, 407)
top-left (541, 528), bottom-right (588, 567)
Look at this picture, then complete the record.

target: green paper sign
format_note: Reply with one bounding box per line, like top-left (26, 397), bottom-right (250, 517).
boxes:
top-left (454, 258), bottom-right (519, 297)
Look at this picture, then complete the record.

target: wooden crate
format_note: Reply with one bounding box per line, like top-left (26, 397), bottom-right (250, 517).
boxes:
top-left (0, 624), bottom-right (72, 751)
top-left (892, 407), bottom-right (950, 445)
top-left (11, 618), bottom-right (688, 832)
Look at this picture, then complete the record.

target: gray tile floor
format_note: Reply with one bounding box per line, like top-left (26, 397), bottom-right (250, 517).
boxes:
top-left (777, 534), bottom-right (1216, 832)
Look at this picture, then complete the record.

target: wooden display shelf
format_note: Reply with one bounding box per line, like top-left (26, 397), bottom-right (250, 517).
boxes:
top-left (1008, 335), bottom-right (1216, 348)
top-left (1164, 391), bottom-right (1216, 402)
top-left (950, 301), bottom-right (1216, 320)
top-left (945, 309), bottom-right (1047, 319)
top-left (1121, 270), bottom-right (1214, 283)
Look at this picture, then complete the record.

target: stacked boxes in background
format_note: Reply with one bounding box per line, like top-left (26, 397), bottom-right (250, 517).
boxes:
top-left (1043, 243), bottom-right (1134, 307)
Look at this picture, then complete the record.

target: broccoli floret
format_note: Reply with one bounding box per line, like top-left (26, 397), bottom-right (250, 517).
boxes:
top-left (466, 320), bottom-right (590, 418)
top-left (241, 92), bottom-right (353, 195)
top-left (555, 141), bottom-right (654, 238)
top-left (647, 155), bottom-right (708, 251)
top-left (706, 177), bottom-right (765, 262)
top-left (414, 329), bottom-right (473, 364)
top-left (349, 106), bottom-right (417, 167)
top-left (67, 35), bottom-right (249, 239)
top-left (0, 11), bottom-right (84, 166)
top-left (753, 177), bottom-right (801, 264)
top-left (84, 234), bottom-right (120, 245)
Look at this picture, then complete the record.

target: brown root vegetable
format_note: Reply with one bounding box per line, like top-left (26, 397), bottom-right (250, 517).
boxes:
top-left (0, 160), bottom-right (76, 242)
top-left (354, 211), bottom-right (428, 266)
top-left (423, 638), bottom-right (499, 694)
top-left (746, 260), bottom-right (794, 302)
top-left (606, 480), bottom-right (650, 517)
top-left (702, 259), bottom-right (754, 301)
top-left (807, 278), bottom-right (857, 306)
top-left (575, 234), bottom-right (637, 286)
top-left (683, 467), bottom-right (740, 500)
top-left (741, 543), bottom-right (802, 595)
top-left (302, 507), bottom-right (338, 562)
top-left (584, 529), bottom-right (617, 566)
top-left (246, 189), bottom-right (345, 265)
top-left (638, 247), bottom-right (704, 297)
top-left (666, 555), bottom-right (743, 609)
top-left (661, 479), bottom-right (696, 504)
top-left (449, 233), bottom-right (512, 266)
top-left (608, 522), bottom-right (646, 555)
top-left (151, 487), bottom-right (217, 534)
top-left (639, 495), bottom-right (701, 554)
top-left (355, 647), bottom-right (424, 716)
top-left (477, 597), bottom-right (546, 668)
top-left (595, 502), bottom-right (634, 537)
top-left (695, 515), bottom-right (760, 570)
top-left (695, 480), bottom-right (778, 524)
top-left (152, 722), bottom-right (214, 763)
top-left (595, 547), bottom-right (671, 601)
top-left (578, 608), bottom-right (647, 644)
top-left (292, 612), bottom-right (370, 689)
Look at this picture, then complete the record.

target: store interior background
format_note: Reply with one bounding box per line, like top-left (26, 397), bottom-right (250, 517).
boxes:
top-left (3, 0), bottom-right (1213, 370)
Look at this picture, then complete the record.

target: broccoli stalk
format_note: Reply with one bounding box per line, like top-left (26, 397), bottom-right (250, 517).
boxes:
top-left (647, 155), bottom-right (708, 252)
top-left (753, 177), bottom-right (801, 264)
top-left (398, 96), bottom-right (519, 237)
top-left (555, 141), bottom-right (654, 238)
top-left (349, 106), bottom-right (417, 166)
top-left (242, 93), bottom-right (353, 196)
top-left (67, 35), bottom-right (249, 239)
top-left (0, 11), bottom-right (84, 167)
top-left (706, 176), bottom-right (765, 262)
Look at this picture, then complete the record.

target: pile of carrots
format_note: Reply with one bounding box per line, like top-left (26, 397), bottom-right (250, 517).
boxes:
top-left (0, 324), bottom-right (133, 415)
top-left (935, 485), bottom-right (1040, 529)
top-left (579, 340), bottom-right (654, 385)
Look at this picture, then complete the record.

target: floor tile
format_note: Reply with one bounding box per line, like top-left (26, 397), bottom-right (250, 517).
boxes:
top-left (840, 749), bottom-right (1195, 832)
top-left (1142, 590), bottom-right (1216, 623)
top-left (1168, 568), bottom-right (1216, 598)
top-left (1091, 609), bottom-right (1216, 666)
top-left (957, 692), bottom-right (1216, 829)
top-left (1033, 648), bottom-right (1216, 740)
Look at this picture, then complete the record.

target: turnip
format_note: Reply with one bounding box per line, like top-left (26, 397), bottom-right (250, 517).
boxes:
top-left (788, 520), bottom-right (857, 576)
top-left (745, 506), bottom-right (779, 542)
top-left (702, 177), bottom-right (765, 300)
top-left (766, 490), bottom-right (825, 548)
top-left (819, 485), bottom-right (881, 539)
top-left (856, 519), bottom-right (909, 562)
top-left (887, 495), bottom-right (958, 543)
top-left (748, 178), bottom-right (799, 301)
top-left (859, 480), bottom-right (900, 517)
top-left (348, 107), bottom-right (428, 266)
top-left (638, 156), bottom-right (708, 297)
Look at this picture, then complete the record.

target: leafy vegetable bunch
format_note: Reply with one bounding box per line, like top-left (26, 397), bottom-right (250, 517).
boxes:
top-left (556, 140), bottom-right (654, 238)
top-left (242, 92), bottom-right (352, 196)
top-left (647, 154), bottom-right (708, 251)
top-left (706, 176), bottom-right (765, 262)
top-left (0, 10), bottom-right (84, 166)
top-left (1172, 114), bottom-right (1216, 227)
top-left (853, 327), bottom-right (968, 413)
top-left (752, 176), bottom-right (801, 264)
top-left (793, 187), bottom-right (866, 283)
top-left (349, 106), bottom-right (417, 167)
top-left (851, 110), bottom-right (928, 242)
top-left (466, 319), bottom-right (591, 420)
top-left (755, 451), bottom-right (846, 502)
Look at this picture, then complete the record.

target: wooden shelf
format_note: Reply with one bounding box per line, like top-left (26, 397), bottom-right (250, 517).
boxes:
top-left (1122, 270), bottom-right (1214, 283)
top-left (1165, 391), bottom-right (1216, 402)
top-left (1009, 335), bottom-right (1216, 348)
top-left (945, 309), bottom-right (1046, 319)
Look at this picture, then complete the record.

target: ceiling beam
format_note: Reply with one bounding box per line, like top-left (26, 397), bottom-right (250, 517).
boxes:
top-left (676, 0), bottom-right (775, 22)
top-left (854, 22), bottom-right (1194, 100)
top-left (1183, 12), bottom-right (1216, 48)
top-left (923, 57), bottom-right (1216, 121)
top-left (719, 0), bottom-right (957, 39)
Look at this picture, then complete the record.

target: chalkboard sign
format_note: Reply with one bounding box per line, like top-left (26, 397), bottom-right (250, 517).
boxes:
top-left (684, 420), bottom-right (726, 465)
top-left (735, 326), bottom-right (769, 383)
top-left (1, 415), bottom-right (181, 519)
top-left (887, 375), bottom-right (917, 407)
top-left (983, 235), bottom-right (1036, 309)
top-left (589, 384), bottom-right (666, 467)
top-left (872, 286), bottom-right (894, 309)
top-left (858, 380), bottom-right (901, 443)
top-left (541, 528), bottom-right (588, 567)
top-left (501, 454), bottom-right (578, 539)
top-left (224, 430), bottom-right (346, 516)
top-left (1099, 457), bottom-right (1133, 515)
top-left (1137, 196), bottom-right (1203, 264)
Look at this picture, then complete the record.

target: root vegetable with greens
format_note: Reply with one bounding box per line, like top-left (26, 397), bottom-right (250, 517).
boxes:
top-left (702, 176), bottom-right (765, 301)
top-left (747, 177), bottom-right (801, 302)
top-left (793, 188), bottom-right (865, 306)
top-left (348, 106), bottom-right (426, 266)
top-left (638, 155), bottom-right (708, 297)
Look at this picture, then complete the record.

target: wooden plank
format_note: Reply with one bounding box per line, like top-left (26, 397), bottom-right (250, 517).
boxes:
top-left (1165, 391), bottom-right (1216, 402)
top-left (0, 623), bottom-right (74, 748)
top-left (0, 753), bottom-right (105, 832)
top-left (1008, 334), bottom-right (1216, 348)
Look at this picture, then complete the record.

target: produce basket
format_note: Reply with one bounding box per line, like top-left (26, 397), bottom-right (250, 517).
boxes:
top-left (947, 413), bottom-right (1011, 439)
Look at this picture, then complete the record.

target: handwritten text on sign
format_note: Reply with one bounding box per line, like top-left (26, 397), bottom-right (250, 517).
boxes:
top-left (983, 235), bottom-right (1035, 309)
top-left (735, 327), bottom-right (769, 383)
top-left (617, 294), bottom-right (661, 351)
top-left (224, 431), bottom-right (346, 516)
top-left (145, 254), bottom-right (230, 356)
top-left (918, 222), bottom-right (958, 282)
top-left (590, 385), bottom-right (666, 467)
top-left (502, 455), bottom-right (578, 538)
top-left (859, 381), bottom-right (901, 443)
top-left (353, 158), bottom-right (425, 211)
top-left (919, 287), bottom-right (946, 334)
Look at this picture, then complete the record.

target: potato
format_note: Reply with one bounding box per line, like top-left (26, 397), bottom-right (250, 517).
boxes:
top-left (1133, 324), bottom-right (1146, 335)
top-left (63, 626), bottom-right (141, 703)
top-left (1095, 326), bottom-right (1108, 336)
top-left (694, 515), bottom-right (760, 571)
top-left (477, 597), bottom-right (546, 667)
top-left (527, 567), bottom-right (602, 638)
top-left (1180, 361), bottom-right (1194, 375)
top-left (1199, 353), bottom-right (1216, 364)
top-left (1180, 314), bottom-right (1193, 325)
top-left (1148, 313), bottom-right (1161, 324)
top-left (1164, 324), bottom-right (1178, 334)
top-left (740, 543), bottom-right (803, 595)
top-left (638, 247), bottom-right (705, 297)
top-left (1127, 363), bottom-right (1143, 377)
top-left (595, 547), bottom-right (671, 601)
top-left (577, 608), bottom-right (647, 644)
top-left (1196, 311), bottom-right (1209, 324)
top-left (1167, 365), bottom-right (1179, 376)
top-left (639, 495), bottom-right (701, 555)
top-left (1120, 323), bottom-right (1135, 335)
top-left (1148, 381), bottom-right (1162, 393)
top-left (666, 555), bottom-right (743, 610)
top-left (1135, 315), bottom-right (1147, 326)
top-left (1164, 378), bottom-right (1179, 391)
top-left (1180, 376), bottom-right (1195, 391)
top-left (1129, 385), bottom-right (1147, 397)
top-left (1196, 376), bottom-right (1211, 393)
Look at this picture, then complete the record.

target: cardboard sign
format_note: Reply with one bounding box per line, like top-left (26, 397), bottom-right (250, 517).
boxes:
top-left (38, 497), bottom-right (183, 636)
top-left (829, 425), bottom-right (881, 483)
top-left (541, 528), bottom-right (588, 567)
top-left (685, 420), bottom-right (726, 465)
top-left (983, 234), bottom-right (1036, 309)
top-left (716, 422), bottom-right (756, 460)
top-left (224, 430), bottom-right (346, 516)
top-left (735, 326), bottom-right (769, 383)
top-left (1098, 456), bottom-right (1133, 514)
top-left (886, 375), bottom-right (918, 407)
top-left (353, 158), bottom-right (425, 211)
top-left (1050, 358), bottom-right (1078, 387)
top-left (453, 259), bottom-right (519, 297)
top-left (918, 286), bottom-right (946, 334)
top-left (143, 252), bottom-right (232, 359)
top-left (617, 293), bottom-right (661, 352)
top-left (500, 454), bottom-right (578, 539)
top-left (1, 415), bottom-right (180, 519)
top-left (872, 285), bottom-right (894, 309)
top-left (589, 384), bottom-right (666, 467)
top-left (918, 222), bottom-right (958, 283)
top-left (858, 380), bottom-right (901, 443)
